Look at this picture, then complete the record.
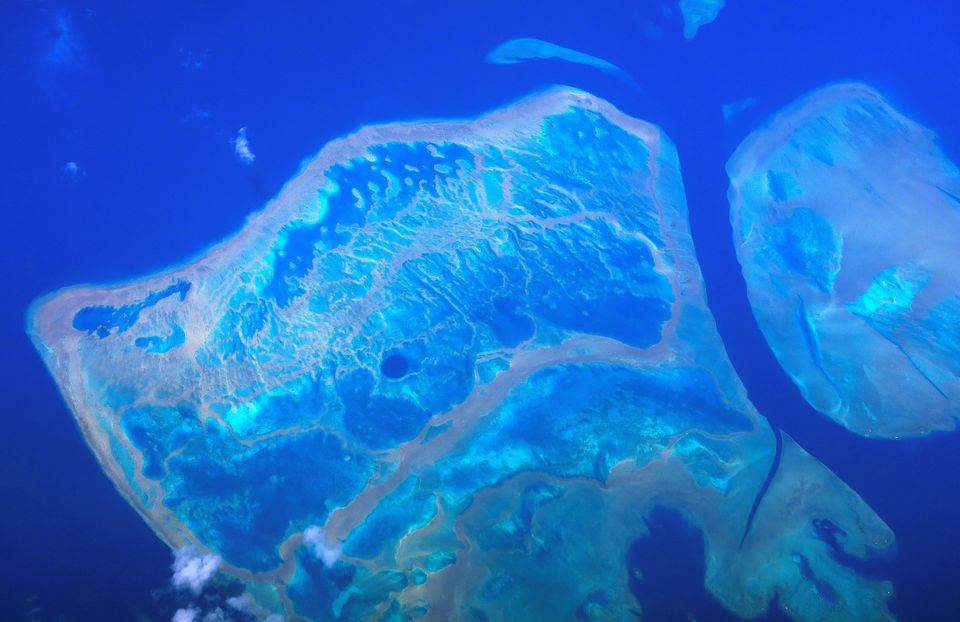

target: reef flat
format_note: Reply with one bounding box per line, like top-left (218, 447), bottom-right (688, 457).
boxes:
top-left (679, 0), bottom-right (726, 39)
top-left (30, 88), bottom-right (894, 620)
top-left (729, 82), bottom-right (960, 438)
top-left (486, 38), bottom-right (637, 88)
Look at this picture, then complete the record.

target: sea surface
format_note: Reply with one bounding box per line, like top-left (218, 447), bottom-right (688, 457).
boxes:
top-left (1, 1), bottom-right (958, 620)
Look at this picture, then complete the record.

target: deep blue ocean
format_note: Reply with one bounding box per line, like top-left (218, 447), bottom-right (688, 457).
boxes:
top-left (1, 1), bottom-right (958, 620)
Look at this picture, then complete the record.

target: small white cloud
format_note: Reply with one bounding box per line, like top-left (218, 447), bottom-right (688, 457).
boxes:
top-left (171, 546), bottom-right (221, 594)
top-left (185, 107), bottom-right (212, 122)
top-left (303, 526), bottom-right (341, 568)
top-left (225, 595), bottom-right (250, 613)
top-left (172, 607), bottom-right (199, 622)
top-left (226, 592), bottom-right (285, 621)
top-left (46, 12), bottom-right (83, 68)
top-left (202, 608), bottom-right (228, 622)
top-left (722, 96), bottom-right (757, 125)
top-left (232, 127), bottom-right (255, 164)
top-left (179, 48), bottom-right (209, 70)
top-left (63, 161), bottom-right (81, 178)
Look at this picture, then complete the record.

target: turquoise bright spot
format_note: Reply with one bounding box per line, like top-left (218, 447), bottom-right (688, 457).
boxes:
top-left (849, 265), bottom-right (930, 318)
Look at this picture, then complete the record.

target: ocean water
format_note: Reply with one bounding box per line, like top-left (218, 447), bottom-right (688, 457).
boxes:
top-left (1, 1), bottom-right (958, 620)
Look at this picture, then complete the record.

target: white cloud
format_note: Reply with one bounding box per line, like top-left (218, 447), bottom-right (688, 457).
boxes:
top-left (225, 594), bottom-right (250, 613)
top-left (163, 564), bottom-right (286, 622)
top-left (179, 48), bottom-right (209, 70)
top-left (226, 592), bottom-right (286, 621)
top-left (232, 127), bottom-right (255, 164)
top-left (172, 607), bottom-right (199, 622)
top-left (202, 608), bottom-right (228, 622)
top-left (172, 546), bottom-right (222, 594)
top-left (63, 161), bottom-right (81, 179)
top-left (185, 107), bottom-right (212, 122)
top-left (46, 12), bottom-right (83, 67)
top-left (303, 526), bottom-right (341, 568)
